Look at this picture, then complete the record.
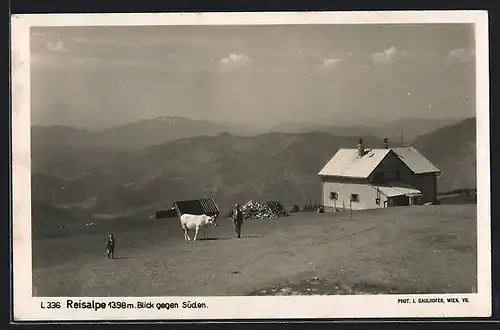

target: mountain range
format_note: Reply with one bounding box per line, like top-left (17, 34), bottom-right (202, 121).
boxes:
top-left (31, 116), bottom-right (233, 152)
top-left (30, 116), bottom-right (476, 229)
top-left (413, 117), bottom-right (476, 193)
top-left (32, 116), bottom-right (464, 152)
top-left (263, 117), bottom-right (463, 143)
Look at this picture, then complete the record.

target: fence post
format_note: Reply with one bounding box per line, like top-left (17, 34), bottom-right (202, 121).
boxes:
top-left (349, 200), bottom-right (352, 221)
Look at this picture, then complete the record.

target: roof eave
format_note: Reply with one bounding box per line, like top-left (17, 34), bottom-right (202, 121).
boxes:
top-left (365, 149), bottom-right (393, 178)
top-left (413, 170), bottom-right (441, 175)
top-left (318, 173), bottom-right (368, 179)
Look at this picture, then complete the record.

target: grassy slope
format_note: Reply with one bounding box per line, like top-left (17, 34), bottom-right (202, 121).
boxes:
top-left (33, 205), bottom-right (477, 297)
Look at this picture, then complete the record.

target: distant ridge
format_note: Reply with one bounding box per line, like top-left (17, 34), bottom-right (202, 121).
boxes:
top-left (31, 116), bottom-right (229, 151)
top-left (31, 132), bottom-right (383, 217)
top-left (30, 117), bottom-right (476, 225)
top-left (31, 115), bottom-right (467, 151)
top-left (413, 118), bottom-right (476, 192)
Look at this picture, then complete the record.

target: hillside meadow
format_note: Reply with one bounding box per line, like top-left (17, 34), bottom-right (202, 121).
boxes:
top-left (32, 204), bottom-right (477, 297)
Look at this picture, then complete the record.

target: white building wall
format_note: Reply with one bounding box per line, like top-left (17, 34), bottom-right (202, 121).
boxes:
top-left (322, 179), bottom-right (388, 211)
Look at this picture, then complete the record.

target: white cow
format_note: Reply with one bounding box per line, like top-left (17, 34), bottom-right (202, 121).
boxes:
top-left (180, 213), bottom-right (218, 241)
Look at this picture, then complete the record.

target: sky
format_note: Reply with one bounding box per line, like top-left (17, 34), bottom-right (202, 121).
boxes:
top-left (30, 24), bottom-right (476, 130)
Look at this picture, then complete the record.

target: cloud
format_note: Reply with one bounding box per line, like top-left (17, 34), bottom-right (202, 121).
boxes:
top-left (219, 53), bottom-right (253, 72)
top-left (311, 57), bottom-right (343, 73)
top-left (46, 41), bottom-right (69, 52)
top-left (447, 48), bottom-right (475, 65)
top-left (323, 58), bottom-right (343, 67)
top-left (372, 46), bottom-right (407, 64)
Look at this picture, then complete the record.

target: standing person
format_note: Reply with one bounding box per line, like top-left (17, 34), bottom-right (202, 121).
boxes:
top-left (106, 234), bottom-right (116, 259)
top-left (232, 204), bottom-right (244, 239)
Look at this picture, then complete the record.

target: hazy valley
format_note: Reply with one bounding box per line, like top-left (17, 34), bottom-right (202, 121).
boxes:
top-left (30, 116), bottom-right (476, 236)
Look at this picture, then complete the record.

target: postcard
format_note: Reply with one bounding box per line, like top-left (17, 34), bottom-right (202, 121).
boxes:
top-left (11, 10), bottom-right (491, 321)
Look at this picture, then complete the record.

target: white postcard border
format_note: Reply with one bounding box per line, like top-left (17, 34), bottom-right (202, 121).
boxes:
top-left (11, 11), bottom-right (491, 321)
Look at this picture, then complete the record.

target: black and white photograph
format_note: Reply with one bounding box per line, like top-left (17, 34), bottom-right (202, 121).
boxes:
top-left (11, 11), bottom-right (491, 320)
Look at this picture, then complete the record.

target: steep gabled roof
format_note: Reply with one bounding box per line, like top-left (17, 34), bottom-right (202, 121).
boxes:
top-left (318, 148), bottom-right (391, 178)
top-left (391, 147), bottom-right (441, 174)
top-left (174, 198), bottom-right (220, 216)
top-left (318, 146), bottom-right (440, 178)
top-left (153, 198), bottom-right (220, 219)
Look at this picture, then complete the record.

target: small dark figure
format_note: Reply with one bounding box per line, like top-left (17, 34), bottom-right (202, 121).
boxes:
top-left (232, 204), bottom-right (244, 239)
top-left (106, 234), bottom-right (116, 259)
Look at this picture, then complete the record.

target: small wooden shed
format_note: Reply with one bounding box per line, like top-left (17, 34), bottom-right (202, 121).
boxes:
top-left (153, 198), bottom-right (220, 219)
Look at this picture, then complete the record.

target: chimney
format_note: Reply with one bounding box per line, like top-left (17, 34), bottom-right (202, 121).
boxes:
top-left (383, 137), bottom-right (389, 149)
top-left (357, 137), bottom-right (365, 157)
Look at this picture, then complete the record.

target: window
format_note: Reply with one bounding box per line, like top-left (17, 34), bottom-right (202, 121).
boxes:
top-left (329, 192), bottom-right (338, 200)
top-left (350, 194), bottom-right (360, 202)
top-left (395, 170), bottom-right (401, 180)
